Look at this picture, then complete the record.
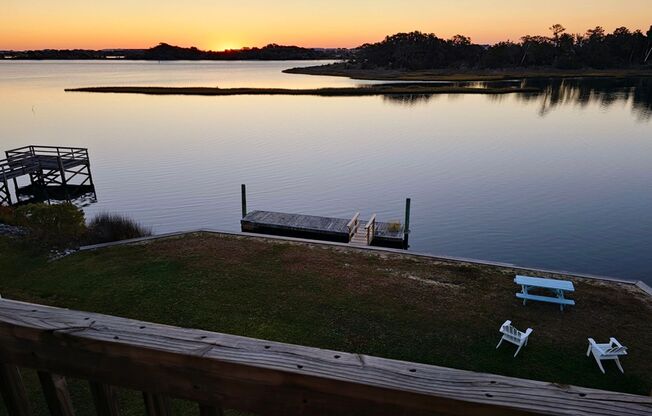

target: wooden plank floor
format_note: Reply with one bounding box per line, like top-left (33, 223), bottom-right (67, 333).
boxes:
top-left (242, 210), bottom-right (404, 242)
top-left (243, 210), bottom-right (350, 235)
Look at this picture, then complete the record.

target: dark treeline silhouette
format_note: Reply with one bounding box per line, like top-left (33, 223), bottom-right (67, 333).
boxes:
top-left (354, 25), bottom-right (652, 70)
top-left (1, 43), bottom-right (351, 60)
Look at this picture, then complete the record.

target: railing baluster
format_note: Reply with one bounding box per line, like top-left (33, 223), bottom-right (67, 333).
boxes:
top-left (89, 381), bottom-right (121, 416)
top-left (38, 371), bottom-right (76, 416)
top-left (0, 363), bottom-right (32, 416)
top-left (143, 392), bottom-right (172, 416)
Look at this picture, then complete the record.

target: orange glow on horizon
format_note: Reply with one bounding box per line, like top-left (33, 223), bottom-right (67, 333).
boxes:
top-left (2, 1), bottom-right (651, 51)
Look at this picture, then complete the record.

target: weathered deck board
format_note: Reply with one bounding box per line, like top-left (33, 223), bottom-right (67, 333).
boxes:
top-left (0, 298), bottom-right (650, 415)
top-left (243, 211), bottom-right (350, 234)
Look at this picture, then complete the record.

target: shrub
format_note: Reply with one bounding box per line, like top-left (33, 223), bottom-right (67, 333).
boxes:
top-left (13, 202), bottom-right (86, 246)
top-left (0, 206), bottom-right (15, 224)
top-left (388, 221), bottom-right (402, 232)
top-left (86, 213), bottom-right (152, 244)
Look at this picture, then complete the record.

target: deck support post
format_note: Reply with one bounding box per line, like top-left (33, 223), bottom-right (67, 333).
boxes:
top-left (57, 156), bottom-right (70, 200)
top-left (241, 184), bottom-right (247, 218)
top-left (1, 177), bottom-right (11, 206)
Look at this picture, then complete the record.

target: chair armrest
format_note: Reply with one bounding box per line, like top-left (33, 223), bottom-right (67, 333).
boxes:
top-left (523, 328), bottom-right (533, 338)
top-left (500, 320), bottom-right (511, 330)
top-left (587, 338), bottom-right (597, 347)
top-left (609, 337), bottom-right (623, 348)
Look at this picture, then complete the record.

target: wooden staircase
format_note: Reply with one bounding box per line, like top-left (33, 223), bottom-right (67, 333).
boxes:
top-left (349, 225), bottom-right (369, 246)
top-left (347, 212), bottom-right (377, 247)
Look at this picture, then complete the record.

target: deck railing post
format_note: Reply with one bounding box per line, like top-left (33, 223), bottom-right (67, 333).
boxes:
top-left (143, 392), bottom-right (172, 416)
top-left (38, 371), bottom-right (76, 416)
top-left (89, 381), bottom-right (121, 416)
top-left (198, 403), bottom-right (224, 416)
top-left (0, 363), bottom-right (32, 416)
top-left (241, 184), bottom-right (247, 218)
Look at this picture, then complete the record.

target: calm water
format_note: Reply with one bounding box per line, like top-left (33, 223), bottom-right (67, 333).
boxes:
top-left (1, 61), bottom-right (651, 283)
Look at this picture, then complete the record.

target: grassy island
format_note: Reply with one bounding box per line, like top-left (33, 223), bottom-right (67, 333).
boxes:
top-left (1, 232), bottom-right (651, 415)
top-left (65, 84), bottom-right (540, 96)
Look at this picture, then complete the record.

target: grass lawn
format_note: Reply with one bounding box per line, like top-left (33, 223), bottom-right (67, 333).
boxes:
top-left (1, 232), bottom-right (651, 415)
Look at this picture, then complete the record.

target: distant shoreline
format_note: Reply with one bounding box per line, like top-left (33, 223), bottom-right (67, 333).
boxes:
top-left (65, 85), bottom-right (540, 97)
top-left (283, 63), bottom-right (652, 82)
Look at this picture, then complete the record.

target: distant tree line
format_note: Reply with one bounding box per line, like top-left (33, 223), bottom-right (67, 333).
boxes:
top-left (354, 25), bottom-right (652, 70)
top-left (1, 43), bottom-right (352, 60)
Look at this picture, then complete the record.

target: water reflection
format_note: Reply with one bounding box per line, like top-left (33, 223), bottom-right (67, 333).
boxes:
top-left (515, 78), bottom-right (652, 121)
top-left (379, 78), bottom-right (652, 121)
top-left (1, 62), bottom-right (651, 282)
top-left (16, 184), bottom-right (97, 207)
top-left (382, 93), bottom-right (439, 106)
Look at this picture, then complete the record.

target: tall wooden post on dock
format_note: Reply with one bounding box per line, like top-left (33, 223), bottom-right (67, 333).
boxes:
top-left (403, 198), bottom-right (411, 249)
top-left (241, 184), bottom-right (247, 218)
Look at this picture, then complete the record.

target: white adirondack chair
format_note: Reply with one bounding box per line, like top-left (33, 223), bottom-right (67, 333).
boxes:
top-left (586, 338), bottom-right (627, 373)
top-left (496, 320), bottom-right (533, 357)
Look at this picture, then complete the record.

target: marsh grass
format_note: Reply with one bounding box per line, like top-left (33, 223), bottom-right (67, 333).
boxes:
top-left (86, 212), bottom-right (152, 244)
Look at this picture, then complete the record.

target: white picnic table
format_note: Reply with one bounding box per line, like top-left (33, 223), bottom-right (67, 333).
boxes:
top-left (514, 275), bottom-right (575, 311)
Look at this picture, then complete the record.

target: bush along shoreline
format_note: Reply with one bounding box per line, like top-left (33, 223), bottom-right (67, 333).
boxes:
top-left (0, 203), bottom-right (151, 252)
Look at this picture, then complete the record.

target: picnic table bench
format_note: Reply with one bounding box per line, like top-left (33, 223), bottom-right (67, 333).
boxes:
top-left (515, 275), bottom-right (575, 311)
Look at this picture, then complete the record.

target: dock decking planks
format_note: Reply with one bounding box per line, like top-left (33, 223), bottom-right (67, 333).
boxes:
top-left (241, 210), bottom-right (405, 248)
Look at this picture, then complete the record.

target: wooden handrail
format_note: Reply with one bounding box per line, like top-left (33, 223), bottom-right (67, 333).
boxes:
top-left (0, 298), bottom-right (650, 415)
top-left (365, 214), bottom-right (376, 245)
top-left (347, 212), bottom-right (360, 240)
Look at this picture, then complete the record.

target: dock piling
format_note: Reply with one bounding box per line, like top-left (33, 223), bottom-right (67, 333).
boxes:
top-left (404, 198), bottom-right (411, 234)
top-left (241, 184), bottom-right (247, 218)
top-left (403, 198), bottom-right (411, 249)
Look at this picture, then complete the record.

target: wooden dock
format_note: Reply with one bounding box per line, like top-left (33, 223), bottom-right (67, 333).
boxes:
top-left (0, 145), bottom-right (95, 206)
top-left (241, 210), bottom-right (407, 249)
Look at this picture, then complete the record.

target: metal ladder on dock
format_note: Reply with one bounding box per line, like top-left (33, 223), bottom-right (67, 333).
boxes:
top-left (347, 213), bottom-right (377, 246)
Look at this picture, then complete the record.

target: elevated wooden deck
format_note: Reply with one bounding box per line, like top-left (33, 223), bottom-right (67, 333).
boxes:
top-left (241, 210), bottom-right (406, 248)
top-left (1, 145), bottom-right (94, 206)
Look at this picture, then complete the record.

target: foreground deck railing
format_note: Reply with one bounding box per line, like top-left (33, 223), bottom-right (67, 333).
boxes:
top-left (0, 298), bottom-right (650, 416)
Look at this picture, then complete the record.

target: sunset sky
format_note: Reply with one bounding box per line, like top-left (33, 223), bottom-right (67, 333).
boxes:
top-left (2, 0), bottom-right (651, 51)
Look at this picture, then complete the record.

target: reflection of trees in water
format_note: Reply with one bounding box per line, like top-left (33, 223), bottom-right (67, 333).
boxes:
top-left (382, 94), bottom-right (438, 106)
top-left (512, 78), bottom-right (652, 120)
top-left (381, 77), bottom-right (652, 121)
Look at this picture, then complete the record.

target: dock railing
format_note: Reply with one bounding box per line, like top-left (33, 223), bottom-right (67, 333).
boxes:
top-left (1, 298), bottom-right (651, 415)
top-left (346, 211), bottom-right (360, 242)
top-left (5, 145), bottom-right (89, 164)
top-left (365, 214), bottom-right (376, 245)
